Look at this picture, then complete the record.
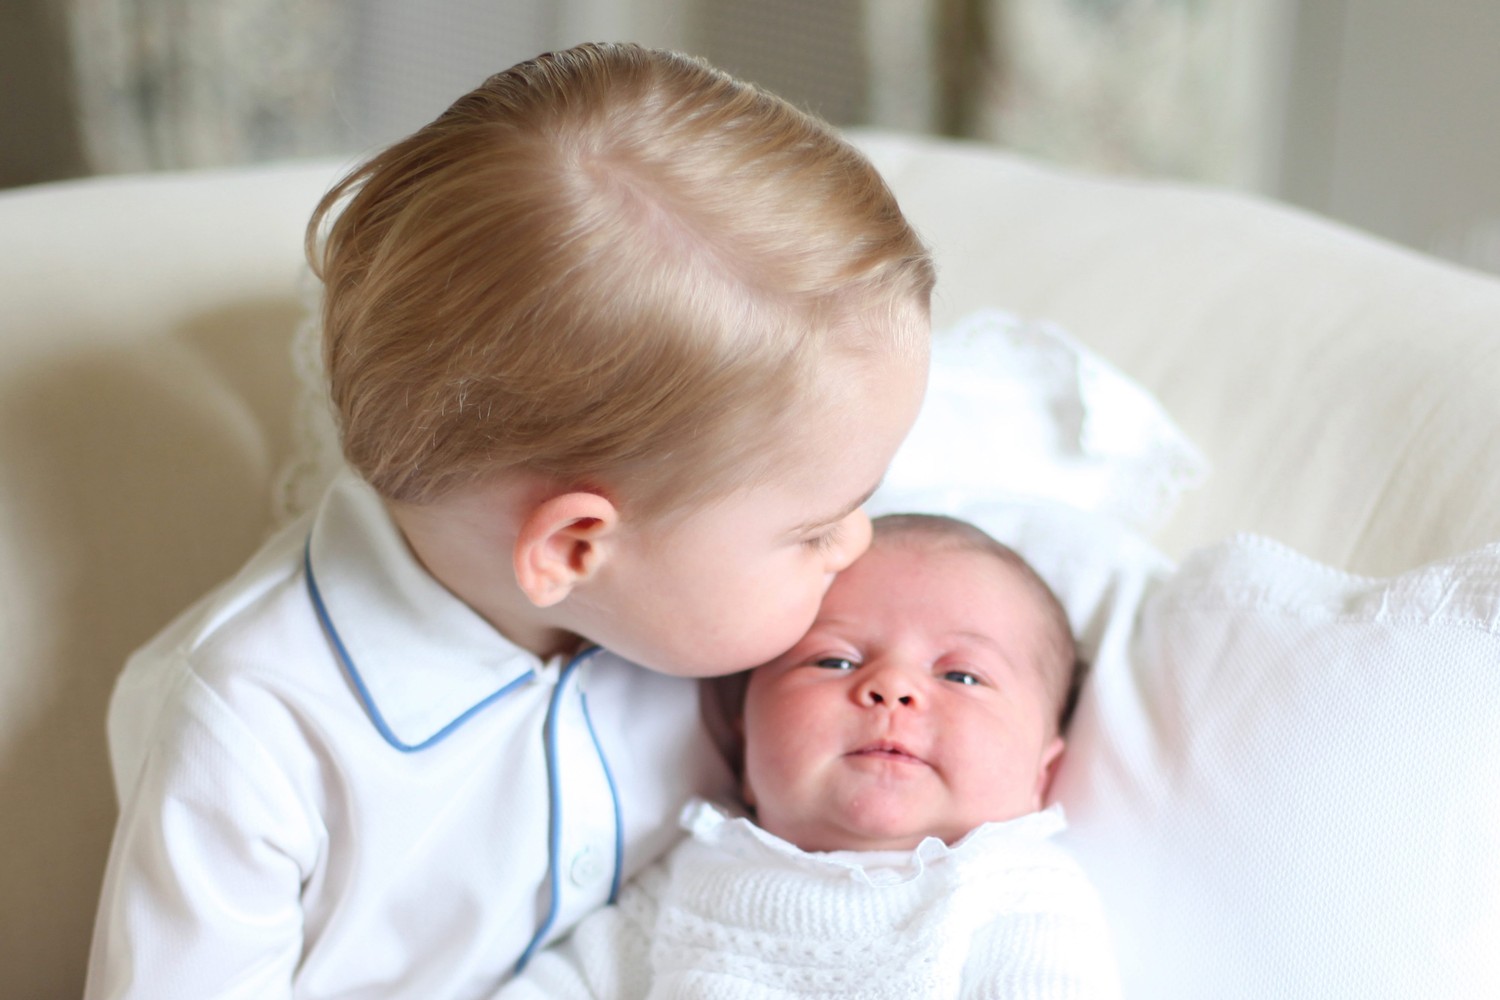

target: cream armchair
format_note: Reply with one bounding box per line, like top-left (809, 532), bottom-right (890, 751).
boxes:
top-left (4, 131), bottom-right (1498, 998)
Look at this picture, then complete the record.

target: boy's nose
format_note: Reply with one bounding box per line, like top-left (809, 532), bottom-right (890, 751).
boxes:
top-left (825, 508), bottom-right (873, 573)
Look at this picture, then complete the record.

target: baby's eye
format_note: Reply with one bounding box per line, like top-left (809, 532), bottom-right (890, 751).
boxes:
top-left (941, 669), bottom-right (981, 686)
top-left (814, 657), bottom-right (858, 671)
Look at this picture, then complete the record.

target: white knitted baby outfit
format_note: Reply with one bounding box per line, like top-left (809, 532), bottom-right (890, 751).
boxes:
top-left (502, 800), bottom-right (1121, 1000)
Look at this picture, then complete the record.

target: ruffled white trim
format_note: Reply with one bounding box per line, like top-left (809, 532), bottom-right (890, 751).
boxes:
top-left (678, 798), bottom-right (1067, 886)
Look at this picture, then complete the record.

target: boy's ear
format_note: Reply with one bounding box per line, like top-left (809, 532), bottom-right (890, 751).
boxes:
top-left (513, 492), bottom-right (619, 608)
top-left (1033, 736), bottom-right (1067, 810)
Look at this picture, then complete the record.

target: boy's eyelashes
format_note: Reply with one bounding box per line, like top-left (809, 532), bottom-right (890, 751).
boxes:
top-left (800, 523), bottom-right (843, 552)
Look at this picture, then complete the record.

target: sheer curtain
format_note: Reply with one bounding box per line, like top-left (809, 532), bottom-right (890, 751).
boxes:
top-left (974, 0), bottom-right (1283, 188)
top-left (68, 0), bottom-right (585, 173)
top-left (69, 0), bottom-right (350, 172)
top-left (65, 0), bottom-right (872, 174)
top-left (65, 0), bottom-right (1272, 189)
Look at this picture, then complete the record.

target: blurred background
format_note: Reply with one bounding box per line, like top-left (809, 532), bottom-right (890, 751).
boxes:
top-left (5, 0), bottom-right (1499, 276)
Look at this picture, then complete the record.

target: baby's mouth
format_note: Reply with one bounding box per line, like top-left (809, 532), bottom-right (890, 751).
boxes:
top-left (848, 740), bottom-right (925, 765)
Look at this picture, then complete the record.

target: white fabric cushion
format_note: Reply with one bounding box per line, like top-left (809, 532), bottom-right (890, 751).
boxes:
top-left (1047, 533), bottom-right (1500, 1000)
top-left (876, 309), bottom-right (1207, 531)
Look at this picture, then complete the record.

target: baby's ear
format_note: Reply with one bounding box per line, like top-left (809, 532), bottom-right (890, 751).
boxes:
top-left (513, 492), bottom-right (618, 608)
top-left (1035, 735), bottom-right (1067, 809)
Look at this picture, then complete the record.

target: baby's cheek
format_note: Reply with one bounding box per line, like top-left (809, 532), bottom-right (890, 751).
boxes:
top-left (744, 741), bottom-right (810, 829)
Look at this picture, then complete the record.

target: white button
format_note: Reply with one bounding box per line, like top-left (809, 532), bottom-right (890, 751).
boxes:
top-left (569, 846), bottom-right (608, 888)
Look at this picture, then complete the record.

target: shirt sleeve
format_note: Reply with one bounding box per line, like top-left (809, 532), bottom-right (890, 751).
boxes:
top-left (85, 667), bottom-right (318, 1000)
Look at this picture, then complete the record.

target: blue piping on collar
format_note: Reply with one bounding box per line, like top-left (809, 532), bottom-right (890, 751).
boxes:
top-left (301, 537), bottom-right (624, 972)
top-left (303, 539), bottom-right (536, 752)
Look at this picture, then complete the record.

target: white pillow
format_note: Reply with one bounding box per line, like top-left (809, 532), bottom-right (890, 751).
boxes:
top-left (874, 309), bottom-right (1207, 532)
top-left (1051, 534), bottom-right (1500, 1000)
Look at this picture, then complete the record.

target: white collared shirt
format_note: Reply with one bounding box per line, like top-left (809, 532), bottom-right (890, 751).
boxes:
top-left (85, 471), bottom-right (733, 1000)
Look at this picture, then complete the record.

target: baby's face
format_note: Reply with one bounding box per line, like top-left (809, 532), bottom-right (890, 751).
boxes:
top-left (741, 541), bottom-right (1064, 852)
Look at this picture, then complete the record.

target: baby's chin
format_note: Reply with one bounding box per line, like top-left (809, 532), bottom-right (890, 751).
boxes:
top-left (761, 807), bottom-right (960, 854)
top-left (760, 792), bottom-right (1043, 853)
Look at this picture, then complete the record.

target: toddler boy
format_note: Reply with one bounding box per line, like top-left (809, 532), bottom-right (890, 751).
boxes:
top-left (86, 43), bottom-right (933, 999)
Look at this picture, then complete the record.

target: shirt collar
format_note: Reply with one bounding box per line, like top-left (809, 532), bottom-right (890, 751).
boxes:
top-left (307, 470), bottom-right (546, 749)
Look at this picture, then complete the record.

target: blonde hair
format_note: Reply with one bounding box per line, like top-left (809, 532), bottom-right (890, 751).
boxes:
top-left (307, 42), bottom-right (934, 514)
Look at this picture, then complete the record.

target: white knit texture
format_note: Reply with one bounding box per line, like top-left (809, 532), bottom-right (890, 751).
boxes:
top-left (501, 803), bottom-right (1121, 999)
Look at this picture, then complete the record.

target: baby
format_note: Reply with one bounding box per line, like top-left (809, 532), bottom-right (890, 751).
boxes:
top-left (503, 513), bottom-right (1122, 999)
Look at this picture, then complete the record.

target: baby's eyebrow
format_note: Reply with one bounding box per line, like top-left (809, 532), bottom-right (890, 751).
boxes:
top-left (945, 630), bottom-right (1029, 677)
top-left (949, 630), bottom-right (1006, 654)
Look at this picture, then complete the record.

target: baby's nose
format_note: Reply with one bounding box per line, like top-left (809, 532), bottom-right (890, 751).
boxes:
top-left (856, 665), bottom-right (917, 707)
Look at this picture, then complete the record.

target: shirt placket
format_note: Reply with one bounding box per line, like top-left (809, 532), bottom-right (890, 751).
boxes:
top-left (517, 649), bottom-right (623, 970)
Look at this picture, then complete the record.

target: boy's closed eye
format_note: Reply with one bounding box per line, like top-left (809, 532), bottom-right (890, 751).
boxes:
top-left (802, 525), bottom-right (844, 553)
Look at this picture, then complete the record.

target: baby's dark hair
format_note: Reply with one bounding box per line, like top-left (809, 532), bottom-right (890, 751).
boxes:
top-left (870, 513), bottom-right (1086, 734)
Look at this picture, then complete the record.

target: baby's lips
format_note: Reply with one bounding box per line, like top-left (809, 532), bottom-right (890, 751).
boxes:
top-left (848, 739), bottom-right (926, 764)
